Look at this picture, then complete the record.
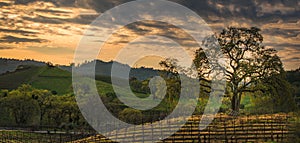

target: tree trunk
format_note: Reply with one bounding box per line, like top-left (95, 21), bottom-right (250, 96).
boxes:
top-left (231, 92), bottom-right (240, 116)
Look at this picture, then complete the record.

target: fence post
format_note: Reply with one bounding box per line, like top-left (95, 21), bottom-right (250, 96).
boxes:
top-left (59, 133), bottom-right (62, 143)
top-left (264, 121), bottom-right (266, 140)
top-left (271, 115), bottom-right (274, 141)
top-left (116, 124), bottom-right (118, 142)
top-left (245, 115), bottom-right (248, 142)
top-left (198, 129), bottom-right (201, 143)
top-left (224, 117), bottom-right (227, 143)
top-left (142, 119), bottom-right (145, 143)
top-left (124, 126), bottom-right (128, 142)
top-left (208, 126), bottom-right (210, 143)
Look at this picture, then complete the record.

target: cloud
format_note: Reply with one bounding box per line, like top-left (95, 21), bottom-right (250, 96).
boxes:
top-left (256, 1), bottom-right (299, 16)
top-left (276, 47), bottom-right (300, 70)
top-left (0, 0), bottom-right (299, 70)
top-left (0, 35), bottom-right (48, 43)
top-left (66, 15), bottom-right (98, 25)
top-left (35, 8), bottom-right (72, 14)
top-left (0, 2), bottom-right (11, 7)
top-left (23, 16), bottom-right (65, 24)
top-left (0, 28), bottom-right (38, 36)
top-left (263, 27), bottom-right (299, 36)
top-left (101, 20), bottom-right (200, 49)
top-left (0, 46), bottom-right (13, 50)
top-left (276, 43), bottom-right (300, 48)
top-left (26, 46), bottom-right (74, 55)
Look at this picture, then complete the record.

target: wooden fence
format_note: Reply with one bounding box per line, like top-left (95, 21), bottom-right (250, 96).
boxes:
top-left (0, 113), bottom-right (296, 143)
top-left (76, 113), bottom-right (296, 143)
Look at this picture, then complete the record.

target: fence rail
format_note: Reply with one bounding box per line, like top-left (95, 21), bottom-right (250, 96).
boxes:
top-left (0, 113), bottom-right (297, 143)
top-left (77, 113), bottom-right (296, 143)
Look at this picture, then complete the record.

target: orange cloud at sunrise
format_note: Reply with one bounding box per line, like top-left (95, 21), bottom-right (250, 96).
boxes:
top-left (0, 0), bottom-right (299, 70)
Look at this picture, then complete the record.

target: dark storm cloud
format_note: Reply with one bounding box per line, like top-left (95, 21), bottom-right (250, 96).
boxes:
top-left (0, 35), bottom-right (48, 43)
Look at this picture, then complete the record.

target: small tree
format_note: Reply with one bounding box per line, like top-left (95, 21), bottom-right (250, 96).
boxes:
top-left (3, 86), bottom-right (40, 125)
top-left (119, 108), bottom-right (142, 124)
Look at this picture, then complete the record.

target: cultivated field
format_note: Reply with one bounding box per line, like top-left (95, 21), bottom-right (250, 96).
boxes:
top-left (74, 113), bottom-right (296, 143)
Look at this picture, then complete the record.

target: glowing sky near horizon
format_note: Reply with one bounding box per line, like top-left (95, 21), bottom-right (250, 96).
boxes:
top-left (0, 0), bottom-right (299, 70)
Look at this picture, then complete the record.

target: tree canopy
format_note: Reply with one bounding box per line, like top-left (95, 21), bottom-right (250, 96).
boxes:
top-left (194, 27), bottom-right (286, 115)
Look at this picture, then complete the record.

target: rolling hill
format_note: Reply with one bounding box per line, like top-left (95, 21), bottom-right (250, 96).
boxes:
top-left (0, 65), bottom-right (72, 94)
top-left (0, 58), bottom-right (160, 81)
top-left (61, 60), bottom-right (160, 81)
top-left (0, 58), bottom-right (45, 74)
top-left (0, 63), bottom-right (153, 97)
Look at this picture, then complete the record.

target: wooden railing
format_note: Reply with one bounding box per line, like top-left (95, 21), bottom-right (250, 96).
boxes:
top-left (76, 113), bottom-right (296, 143)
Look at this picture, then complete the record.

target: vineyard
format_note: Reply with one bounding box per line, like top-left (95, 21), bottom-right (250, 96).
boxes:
top-left (0, 114), bottom-right (297, 143)
top-left (74, 113), bottom-right (296, 143)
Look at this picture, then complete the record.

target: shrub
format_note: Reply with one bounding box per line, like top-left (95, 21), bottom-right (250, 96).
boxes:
top-left (119, 108), bottom-right (142, 124)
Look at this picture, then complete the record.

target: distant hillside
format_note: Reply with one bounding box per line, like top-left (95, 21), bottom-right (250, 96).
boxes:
top-left (62, 60), bottom-right (160, 80)
top-left (0, 58), bottom-right (160, 81)
top-left (0, 58), bottom-right (46, 74)
top-left (287, 68), bottom-right (300, 107)
top-left (0, 65), bottom-right (72, 94)
top-left (0, 58), bottom-right (161, 95)
top-left (0, 64), bottom-right (151, 99)
top-left (0, 61), bottom-right (159, 95)
top-left (287, 68), bottom-right (300, 84)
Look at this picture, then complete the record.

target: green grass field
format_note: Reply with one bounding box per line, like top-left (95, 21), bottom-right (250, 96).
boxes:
top-left (0, 65), bottom-right (73, 95)
top-left (0, 66), bottom-right (42, 90)
top-left (0, 65), bottom-right (151, 98)
top-left (0, 130), bottom-right (86, 143)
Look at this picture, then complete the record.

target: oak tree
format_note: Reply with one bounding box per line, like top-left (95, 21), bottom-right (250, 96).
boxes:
top-left (194, 27), bottom-right (283, 115)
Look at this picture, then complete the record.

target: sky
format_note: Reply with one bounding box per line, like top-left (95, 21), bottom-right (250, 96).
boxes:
top-left (0, 0), bottom-right (299, 70)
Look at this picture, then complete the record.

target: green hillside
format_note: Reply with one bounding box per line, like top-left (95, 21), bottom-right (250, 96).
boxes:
top-left (0, 65), bottom-right (72, 94)
top-left (0, 65), bottom-right (151, 97)
top-left (0, 65), bottom-right (41, 90)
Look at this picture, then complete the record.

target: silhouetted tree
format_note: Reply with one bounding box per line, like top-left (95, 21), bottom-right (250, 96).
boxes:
top-left (194, 27), bottom-right (284, 115)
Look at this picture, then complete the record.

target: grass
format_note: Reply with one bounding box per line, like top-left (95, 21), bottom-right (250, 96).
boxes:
top-left (241, 94), bottom-right (252, 108)
top-left (0, 130), bottom-right (84, 143)
top-left (31, 76), bottom-right (72, 94)
top-left (31, 66), bottom-right (73, 94)
top-left (38, 67), bottom-right (71, 77)
top-left (0, 65), bottom-right (151, 97)
top-left (96, 80), bottom-right (150, 98)
top-left (0, 66), bottom-right (42, 90)
top-left (0, 65), bottom-right (172, 113)
top-left (0, 66), bottom-right (73, 95)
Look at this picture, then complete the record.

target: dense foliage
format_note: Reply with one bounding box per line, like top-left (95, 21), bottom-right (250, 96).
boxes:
top-left (161, 27), bottom-right (296, 115)
top-left (0, 85), bottom-right (85, 128)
